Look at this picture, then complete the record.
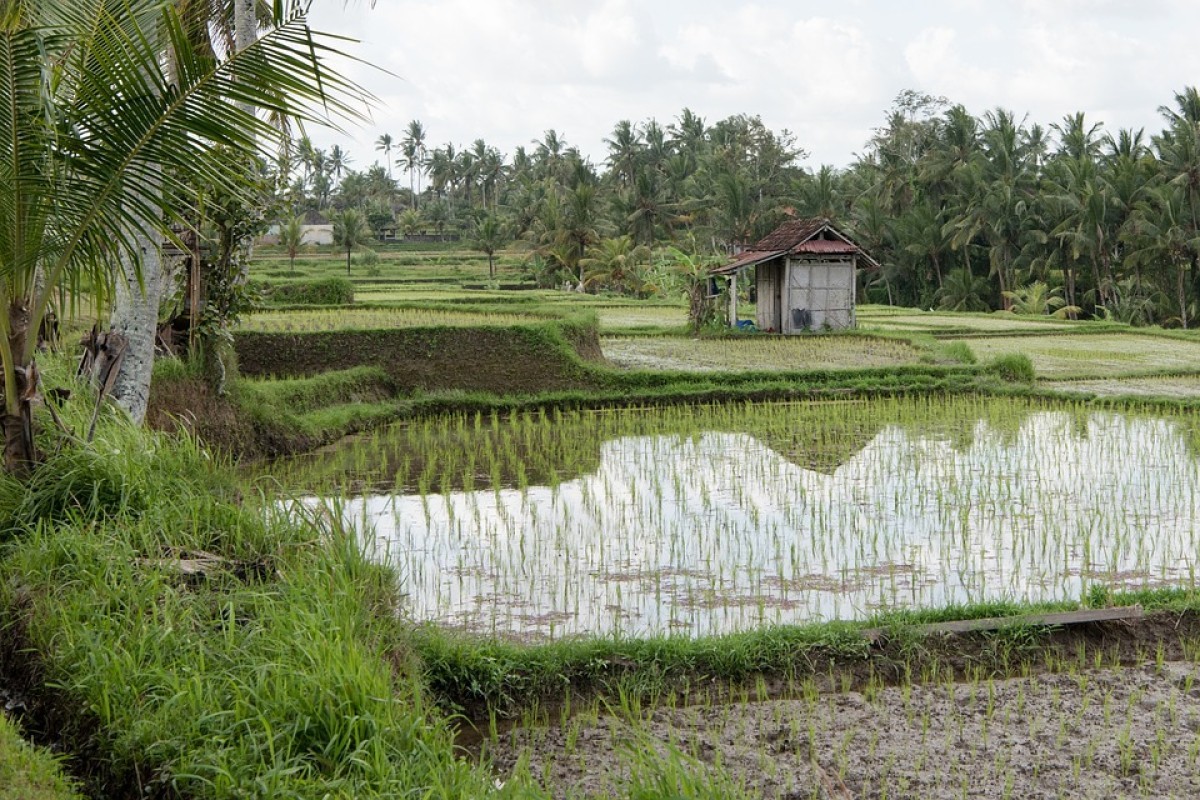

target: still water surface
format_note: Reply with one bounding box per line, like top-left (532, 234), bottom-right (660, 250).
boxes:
top-left (308, 407), bottom-right (1200, 638)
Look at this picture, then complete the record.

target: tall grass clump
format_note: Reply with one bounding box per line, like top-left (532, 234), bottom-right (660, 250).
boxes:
top-left (0, 369), bottom-right (547, 799)
top-left (986, 353), bottom-right (1036, 383)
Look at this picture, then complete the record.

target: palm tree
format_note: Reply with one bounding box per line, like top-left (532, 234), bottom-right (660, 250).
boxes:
top-left (329, 144), bottom-right (351, 179)
top-left (937, 269), bottom-right (992, 312)
top-left (1002, 281), bottom-right (1080, 318)
top-left (581, 236), bottom-right (651, 295)
top-left (401, 119), bottom-right (427, 208)
top-left (278, 215), bottom-right (306, 272)
top-left (604, 120), bottom-right (642, 187)
top-left (295, 135), bottom-right (316, 185)
top-left (332, 208), bottom-right (372, 275)
top-left (1126, 182), bottom-right (1200, 327)
top-left (0, 0), bottom-right (363, 470)
top-left (471, 214), bottom-right (508, 279)
top-left (376, 132), bottom-right (394, 179)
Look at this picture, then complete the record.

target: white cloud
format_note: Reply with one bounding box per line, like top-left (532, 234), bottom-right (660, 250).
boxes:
top-left (299, 1), bottom-right (1200, 170)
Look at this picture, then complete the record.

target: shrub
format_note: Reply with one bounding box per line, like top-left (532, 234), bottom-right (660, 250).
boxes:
top-left (941, 341), bottom-right (977, 365)
top-left (353, 248), bottom-right (380, 267)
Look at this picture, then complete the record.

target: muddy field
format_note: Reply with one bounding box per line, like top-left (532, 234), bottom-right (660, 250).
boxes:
top-left (486, 660), bottom-right (1200, 798)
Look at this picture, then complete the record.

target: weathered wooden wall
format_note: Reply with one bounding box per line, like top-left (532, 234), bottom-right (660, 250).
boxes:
top-left (755, 260), bottom-right (783, 332)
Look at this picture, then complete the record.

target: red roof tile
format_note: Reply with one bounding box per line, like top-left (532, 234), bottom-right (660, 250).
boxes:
top-left (712, 217), bottom-right (880, 274)
top-left (751, 217), bottom-right (830, 252)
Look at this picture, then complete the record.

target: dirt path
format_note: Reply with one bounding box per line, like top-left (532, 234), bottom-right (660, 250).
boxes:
top-left (486, 660), bottom-right (1200, 798)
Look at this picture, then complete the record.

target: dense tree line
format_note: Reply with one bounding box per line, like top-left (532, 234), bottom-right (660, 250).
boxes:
top-left (282, 88), bottom-right (1200, 325)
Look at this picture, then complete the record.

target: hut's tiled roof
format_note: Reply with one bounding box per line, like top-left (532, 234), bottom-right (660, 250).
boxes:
top-left (751, 217), bottom-right (831, 252)
top-left (711, 217), bottom-right (879, 275)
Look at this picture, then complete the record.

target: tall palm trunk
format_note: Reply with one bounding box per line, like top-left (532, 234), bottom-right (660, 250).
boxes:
top-left (1178, 258), bottom-right (1190, 329)
top-left (233, 0), bottom-right (257, 282)
top-left (234, 0), bottom-right (255, 57)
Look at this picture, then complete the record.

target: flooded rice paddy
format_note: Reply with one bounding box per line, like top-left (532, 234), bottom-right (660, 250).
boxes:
top-left (276, 398), bottom-right (1200, 639)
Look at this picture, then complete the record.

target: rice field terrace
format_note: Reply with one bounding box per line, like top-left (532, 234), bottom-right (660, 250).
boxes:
top-left (956, 333), bottom-right (1200, 379)
top-left (238, 306), bottom-right (541, 332)
top-left (272, 396), bottom-right (1200, 640)
top-left (857, 306), bottom-right (1079, 333)
top-left (1046, 375), bottom-right (1200, 399)
top-left (600, 334), bottom-right (928, 372)
top-left (591, 305), bottom-right (688, 333)
top-left (251, 246), bottom-right (527, 283)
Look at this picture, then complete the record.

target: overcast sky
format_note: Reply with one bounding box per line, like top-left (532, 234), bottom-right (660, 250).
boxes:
top-left (301, 0), bottom-right (1200, 173)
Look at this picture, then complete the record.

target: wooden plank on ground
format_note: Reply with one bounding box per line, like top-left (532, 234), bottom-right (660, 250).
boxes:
top-left (861, 605), bottom-right (1144, 643)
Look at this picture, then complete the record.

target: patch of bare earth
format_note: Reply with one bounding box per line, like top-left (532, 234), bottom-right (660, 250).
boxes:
top-left (486, 661), bottom-right (1200, 798)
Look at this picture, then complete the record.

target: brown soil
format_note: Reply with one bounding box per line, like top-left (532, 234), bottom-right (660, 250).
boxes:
top-left (487, 659), bottom-right (1200, 798)
top-left (145, 376), bottom-right (320, 460)
top-left (233, 323), bottom-right (605, 393)
top-left (476, 615), bottom-right (1200, 798)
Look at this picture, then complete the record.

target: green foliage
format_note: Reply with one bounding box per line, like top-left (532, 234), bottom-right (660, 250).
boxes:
top-left (471, 214), bottom-right (508, 278)
top-left (331, 208), bottom-right (373, 275)
top-left (353, 248), bottom-right (380, 267)
top-left (940, 340), bottom-right (977, 364)
top-left (0, 0), bottom-right (366, 467)
top-left (277, 215), bottom-right (308, 271)
top-left (937, 269), bottom-right (992, 313)
top-left (621, 741), bottom-right (753, 800)
top-left (581, 235), bottom-right (653, 296)
top-left (1002, 281), bottom-right (1081, 318)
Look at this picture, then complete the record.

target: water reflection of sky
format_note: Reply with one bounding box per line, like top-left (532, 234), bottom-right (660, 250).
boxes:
top-left (332, 411), bottom-right (1200, 639)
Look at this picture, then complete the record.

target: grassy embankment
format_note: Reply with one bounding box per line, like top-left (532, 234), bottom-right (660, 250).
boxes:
top-left (0, 712), bottom-right (80, 800)
top-left (1, 360), bottom-right (553, 798)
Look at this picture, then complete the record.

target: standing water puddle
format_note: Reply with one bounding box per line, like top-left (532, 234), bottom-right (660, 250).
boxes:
top-left (268, 399), bottom-right (1200, 638)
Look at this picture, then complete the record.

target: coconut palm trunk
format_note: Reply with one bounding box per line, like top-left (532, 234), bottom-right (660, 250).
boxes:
top-left (108, 179), bottom-right (164, 424)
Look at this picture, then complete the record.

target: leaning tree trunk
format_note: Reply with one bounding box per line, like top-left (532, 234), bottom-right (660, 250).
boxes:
top-left (109, 220), bottom-right (163, 425)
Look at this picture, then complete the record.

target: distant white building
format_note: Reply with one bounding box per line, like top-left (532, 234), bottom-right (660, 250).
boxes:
top-left (255, 223), bottom-right (333, 247)
top-left (300, 224), bottom-right (333, 246)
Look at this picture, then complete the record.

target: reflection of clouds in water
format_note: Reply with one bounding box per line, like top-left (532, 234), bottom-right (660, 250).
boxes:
top-left (334, 412), bottom-right (1200, 639)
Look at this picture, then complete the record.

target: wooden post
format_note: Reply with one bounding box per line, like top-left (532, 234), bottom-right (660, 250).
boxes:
top-left (728, 272), bottom-right (737, 328)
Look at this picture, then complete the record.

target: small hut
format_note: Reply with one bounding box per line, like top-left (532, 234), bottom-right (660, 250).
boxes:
top-left (711, 217), bottom-right (878, 333)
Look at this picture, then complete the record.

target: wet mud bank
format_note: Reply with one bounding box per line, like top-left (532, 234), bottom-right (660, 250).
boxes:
top-left (470, 611), bottom-right (1200, 797)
